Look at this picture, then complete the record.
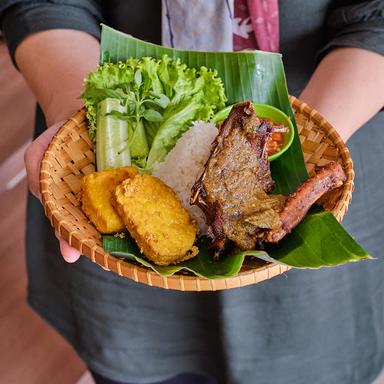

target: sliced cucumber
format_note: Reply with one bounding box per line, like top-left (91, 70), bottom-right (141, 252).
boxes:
top-left (96, 98), bottom-right (131, 171)
top-left (129, 119), bottom-right (149, 164)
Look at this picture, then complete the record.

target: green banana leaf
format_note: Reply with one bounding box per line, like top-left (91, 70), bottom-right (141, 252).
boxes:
top-left (103, 236), bottom-right (267, 278)
top-left (99, 25), bottom-right (371, 277)
top-left (100, 25), bottom-right (306, 194)
top-left (103, 209), bottom-right (371, 277)
top-left (262, 208), bottom-right (371, 268)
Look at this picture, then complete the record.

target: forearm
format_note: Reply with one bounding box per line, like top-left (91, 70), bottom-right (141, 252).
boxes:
top-left (15, 29), bottom-right (100, 126)
top-left (300, 47), bottom-right (384, 142)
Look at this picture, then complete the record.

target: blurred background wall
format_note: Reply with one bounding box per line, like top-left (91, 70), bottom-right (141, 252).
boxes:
top-left (0, 37), bottom-right (90, 384)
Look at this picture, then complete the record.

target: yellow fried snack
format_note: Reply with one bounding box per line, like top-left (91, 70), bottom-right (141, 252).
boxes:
top-left (114, 174), bottom-right (198, 266)
top-left (81, 166), bottom-right (138, 234)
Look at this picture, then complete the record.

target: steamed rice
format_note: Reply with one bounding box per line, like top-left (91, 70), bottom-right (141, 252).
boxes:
top-left (152, 121), bottom-right (218, 233)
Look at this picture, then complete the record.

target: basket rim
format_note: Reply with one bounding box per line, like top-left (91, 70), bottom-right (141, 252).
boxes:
top-left (289, 96), bottom-right (354, 221)
top-left (40, 97), bottom-right (354, 291)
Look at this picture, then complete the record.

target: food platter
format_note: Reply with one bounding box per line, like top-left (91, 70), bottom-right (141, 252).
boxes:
top-left (40, 26), bottom-right (363, 290)
top-left (40, 96), bottom-right (354, 291)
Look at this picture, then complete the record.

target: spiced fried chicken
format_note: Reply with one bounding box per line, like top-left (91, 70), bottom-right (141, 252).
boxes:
top-left (191, 101), bottom-right (346, 255)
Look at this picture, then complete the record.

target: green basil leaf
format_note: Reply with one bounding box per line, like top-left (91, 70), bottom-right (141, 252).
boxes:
top-left (143, 109), bottom-right (164, 122)
top-left (134, 68), bottom-right (142, 88)
top-left (148, 93), bottom-right (170, 109)
top-left (106, 110), bottom-right (133, 121)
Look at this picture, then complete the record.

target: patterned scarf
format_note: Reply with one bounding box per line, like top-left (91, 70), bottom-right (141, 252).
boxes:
top-left (233, 0), bottom-right (279, 52)
top-left (162, 0), bottom-right (279, 53)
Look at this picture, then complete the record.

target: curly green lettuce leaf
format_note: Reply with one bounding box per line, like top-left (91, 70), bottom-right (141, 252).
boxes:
top-left (81, 55), bottom-right (226, 169)
top-left (145, 60), bottom-right (226, 170)
top-left (82, 61), bottom-right (136, 139)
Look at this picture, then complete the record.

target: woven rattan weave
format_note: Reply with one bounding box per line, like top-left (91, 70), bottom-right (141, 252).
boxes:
top-left (40, 96), bottom-right (354, 291)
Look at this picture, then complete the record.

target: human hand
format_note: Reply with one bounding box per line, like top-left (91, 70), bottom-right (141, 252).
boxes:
top-left (24, 121), bottom-right (81, 263)
top-left (14, 29), bottom-right (100, 264)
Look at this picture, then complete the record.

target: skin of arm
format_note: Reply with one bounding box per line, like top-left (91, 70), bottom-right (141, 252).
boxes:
top-left (300, 47), bottom-right (384, 142)
top-left (16, 29), bottom-right (100, 262)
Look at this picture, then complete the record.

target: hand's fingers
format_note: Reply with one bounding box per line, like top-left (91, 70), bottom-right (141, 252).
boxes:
top-left (26, 119), bottom-right (81, 264)
top-left (24, 120), bottom-right (66, 200)
top-left (59, 238), bottom-right (81, 263)
top-left (55, 229), bottom-right (81, 263)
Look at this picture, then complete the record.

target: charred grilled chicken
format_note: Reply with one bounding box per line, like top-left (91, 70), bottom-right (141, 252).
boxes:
top-left (191, 101), bottom-right (346, 255)
top-left (262, 161), bottom-right (346, 243)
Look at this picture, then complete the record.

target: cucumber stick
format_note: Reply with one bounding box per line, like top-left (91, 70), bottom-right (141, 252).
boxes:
top-left (96, 98), bottom-right (131, 171)
top-left (129, 119), bottom-right (149, 163)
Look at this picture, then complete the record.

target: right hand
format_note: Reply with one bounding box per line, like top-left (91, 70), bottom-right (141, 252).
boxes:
top-left (24, 121), bottom-right (81, 263)
top-left (14, 29), bottom-right (100, 263)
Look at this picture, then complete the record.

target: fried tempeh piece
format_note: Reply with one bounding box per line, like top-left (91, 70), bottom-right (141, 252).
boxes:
top-left (262, 161), bottom-right (346, 243)
top-left (81, 166), bottom-right (138, 234)
top-left (114, 174), bottom-right (198, 266)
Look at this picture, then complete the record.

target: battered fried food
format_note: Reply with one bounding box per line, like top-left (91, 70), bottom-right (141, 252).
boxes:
top-left (81, 166), bottom-right (138, 234)
top-left (114, 174), bottom-right (198, 266)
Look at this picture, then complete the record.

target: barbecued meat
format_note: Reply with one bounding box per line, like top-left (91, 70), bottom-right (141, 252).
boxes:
top-left (191, 101), bottom-right (347, 255)
top-left (262, 161), bottom-right (346, 243)
top-left (191, 101), bottom-right (284, 253)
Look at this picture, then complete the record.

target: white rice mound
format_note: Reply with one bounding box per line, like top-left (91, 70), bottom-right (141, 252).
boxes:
top-left (153, 121), bottom-right (219, 233)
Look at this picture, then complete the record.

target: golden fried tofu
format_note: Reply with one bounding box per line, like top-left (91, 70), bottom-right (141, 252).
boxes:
top-left (114, 174), bottom-right (198, 266)
top-left (81, 166), bottom-right (138, 234)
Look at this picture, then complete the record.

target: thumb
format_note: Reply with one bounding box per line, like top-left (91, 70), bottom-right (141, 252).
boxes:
top-left (27, 119), bottom-right (82, 264)
top-left (59, 238), bottom-right (81, 263)
top-left (24, 120), bottom-right (65, 200)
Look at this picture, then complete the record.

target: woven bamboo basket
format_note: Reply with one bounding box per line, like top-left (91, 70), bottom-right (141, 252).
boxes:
top-left (40, 96), bottom-right (354, 291)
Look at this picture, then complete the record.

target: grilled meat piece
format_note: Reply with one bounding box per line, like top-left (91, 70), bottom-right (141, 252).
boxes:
top-left (191, 101), bottom-right (283, 253)
top-left (191, 101), bottom-right (347, 255)
top-left (262, 161), bottom-right (346, 243)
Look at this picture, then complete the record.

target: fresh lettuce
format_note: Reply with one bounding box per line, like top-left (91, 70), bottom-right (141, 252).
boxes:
top-left (81, 55), bottom-right (227, 170)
